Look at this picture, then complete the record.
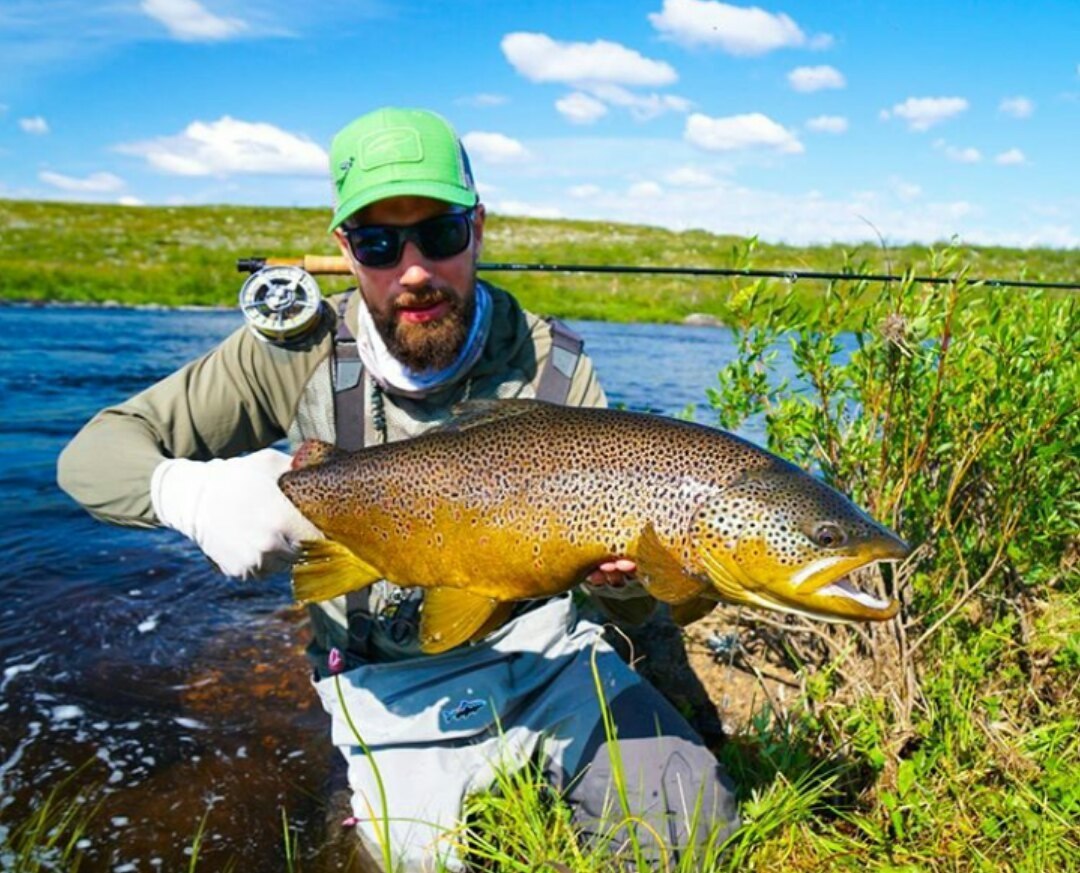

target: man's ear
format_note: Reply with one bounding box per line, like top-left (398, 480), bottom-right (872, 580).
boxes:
top-left (332, 228), bottom-right (351, 258)
top-left (472, 203), bottom-right (486, 259)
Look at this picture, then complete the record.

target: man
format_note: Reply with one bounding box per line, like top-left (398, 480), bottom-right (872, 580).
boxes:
top-left (58, 107), bottom-right (738, 871)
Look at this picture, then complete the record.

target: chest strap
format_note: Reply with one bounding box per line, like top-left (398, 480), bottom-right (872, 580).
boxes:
top-left (535, 318), bottom-right (583, 403)
top-left (332, 293), bottom-right (365, 451)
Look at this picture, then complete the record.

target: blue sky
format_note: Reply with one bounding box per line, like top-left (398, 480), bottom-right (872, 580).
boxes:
top-left (2, 0), bottom-right (1077, 247)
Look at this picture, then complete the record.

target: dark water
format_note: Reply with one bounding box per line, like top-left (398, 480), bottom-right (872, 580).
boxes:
top-left (0, 305), bottom-right (770, 870)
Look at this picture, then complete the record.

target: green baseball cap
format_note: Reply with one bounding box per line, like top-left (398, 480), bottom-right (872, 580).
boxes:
top-left (328, 107), bottom-right (478, 231)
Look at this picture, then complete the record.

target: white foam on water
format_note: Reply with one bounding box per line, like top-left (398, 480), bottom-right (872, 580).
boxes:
top-left (137, 613), bottom-right (160, 634)
top-left (51, 704), bottom-right (84, 722)
top-left (1, 655), bottom-right (47, 693)
top-left (173, 717), bottom-right (208, 730)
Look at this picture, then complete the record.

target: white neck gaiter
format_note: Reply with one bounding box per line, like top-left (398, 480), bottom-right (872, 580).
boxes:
top-left (354, 282), bottom-right (492, 399)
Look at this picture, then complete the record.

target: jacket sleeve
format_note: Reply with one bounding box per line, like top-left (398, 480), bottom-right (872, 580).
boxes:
top-left (57, 323), bottom-right (331, 527)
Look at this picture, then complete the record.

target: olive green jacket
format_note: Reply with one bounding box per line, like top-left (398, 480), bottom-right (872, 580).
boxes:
top-left (57, 284), bottom-right (604, 524)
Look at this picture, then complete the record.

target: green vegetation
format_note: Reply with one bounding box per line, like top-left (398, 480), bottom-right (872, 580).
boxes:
top-left (3, 202), bottom-right (1077, 870)
top-left (1, 199), bottom-right (1075, 326)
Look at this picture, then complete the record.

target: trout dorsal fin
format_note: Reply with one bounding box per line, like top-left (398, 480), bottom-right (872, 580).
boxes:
top-left (438, 399), bottom-right (546, 433)
top-left (292, 539), bottom-right (382, 603)
top-left (634, 523), bottom-right (707, 605)
top-left (419, 587), bottom-right (501, 654)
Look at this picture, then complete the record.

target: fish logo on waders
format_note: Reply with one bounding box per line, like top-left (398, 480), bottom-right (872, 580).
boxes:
top-left (441, 698), bottom-right (487, 726)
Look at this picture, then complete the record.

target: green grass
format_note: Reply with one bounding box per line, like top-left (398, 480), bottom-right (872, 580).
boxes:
top-left (2, 199), bottom-right (1075, 326)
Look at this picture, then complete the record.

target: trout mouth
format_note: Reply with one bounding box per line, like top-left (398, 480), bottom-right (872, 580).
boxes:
top-left (700, 539), bottom-right (910, 623)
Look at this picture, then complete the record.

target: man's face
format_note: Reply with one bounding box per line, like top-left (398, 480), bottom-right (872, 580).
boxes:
top-left (334, 196), bottom-right (485, 372)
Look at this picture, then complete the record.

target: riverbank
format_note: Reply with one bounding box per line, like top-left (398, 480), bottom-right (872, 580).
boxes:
top-left (3, 199), bottom-right (1075, 327)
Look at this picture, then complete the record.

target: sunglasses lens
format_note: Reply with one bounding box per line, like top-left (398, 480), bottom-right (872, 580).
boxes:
top-left (351, 228), bottom-right (400, 268)
top-left (347, 211), bottom-right (473, 268)
top-left (417, 213), bottom-right (471, 259)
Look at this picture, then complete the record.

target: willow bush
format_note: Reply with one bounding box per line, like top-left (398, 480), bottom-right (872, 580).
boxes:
top-left (706, 241), bottom-right (1079, 869)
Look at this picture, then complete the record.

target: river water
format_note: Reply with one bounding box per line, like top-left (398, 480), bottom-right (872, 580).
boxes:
top-left (0, 305), bottom-right (782, 870)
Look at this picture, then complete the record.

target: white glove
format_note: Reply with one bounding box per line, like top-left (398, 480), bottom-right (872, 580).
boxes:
top-left (150, 448), bottom-right (322, 580)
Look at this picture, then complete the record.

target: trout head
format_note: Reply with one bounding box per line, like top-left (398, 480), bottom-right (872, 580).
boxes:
top-left (692, 466), bottom-right (910, 622)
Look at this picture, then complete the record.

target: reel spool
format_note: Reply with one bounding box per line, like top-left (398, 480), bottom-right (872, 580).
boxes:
top-left (238, 265), bottom-right (323, 343)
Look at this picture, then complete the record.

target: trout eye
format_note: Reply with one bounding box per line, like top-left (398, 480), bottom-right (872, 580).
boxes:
top-left (811, 523), bottom-right (846, 549)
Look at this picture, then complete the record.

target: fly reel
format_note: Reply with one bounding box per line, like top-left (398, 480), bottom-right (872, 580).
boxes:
top-left (238, 265), bottom-right (324, 343)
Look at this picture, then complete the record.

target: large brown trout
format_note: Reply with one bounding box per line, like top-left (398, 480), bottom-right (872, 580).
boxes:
top-left (280, 400), bottom-right (910, 654)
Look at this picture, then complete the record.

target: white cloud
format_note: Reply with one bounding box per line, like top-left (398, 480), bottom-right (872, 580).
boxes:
top-left (788, 65), bottom-right (845, 92)
top-left (115, 117), bottom-right (326, 176)
top-left (935, 140), bottom-right (982, 163)
top-left (455, 93), bottom-right (509, 108)
top-left (998, 96), bottom-right (1034, 118)
top-left (556, 92), bottom-right (608, 124)
top-left (39, 170), bottom-right (125, 193)
top-left (488, 199), bottom-right (562, 219)
top-left (19, 116), bottom-right (49, 134)
top-left (881, 96), bottom-right (968, 131)
top-left (628, 180), bottom-right (664, 198)
top-left (648, 0), bottom-right (830, 56)
top-left (569, 184), bottom-right (602, 198)
top-left (140, 0), bottom-right (246, 42)
top-left (118, 195), bottom-right (144, 206)
top-left (995, 148), bottom-right (1026, 165)
top-left (806, 114), bottom-right (847, 134)
top-left (664, 166), bottom-right (718, 186)
top-left (685, 112), bottom-right (803, 154)
top-left (584, 83), bottom-right (691, 121)
top-left (890, 178), bottom-right (922, 202)
top-left (462, 131), bottom-right (530, 163)
top-left (501, 32), bottom-right (676, 86)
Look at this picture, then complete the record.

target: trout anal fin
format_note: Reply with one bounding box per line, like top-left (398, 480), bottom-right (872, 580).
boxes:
top-left (635, 523), bottom-right (707, 605)
top-left (468, 601), bottom-right (518, 644)
top-left (420, 588), bottom-right (502, 654)
top-left (292, 539), bottom-right (382, 603)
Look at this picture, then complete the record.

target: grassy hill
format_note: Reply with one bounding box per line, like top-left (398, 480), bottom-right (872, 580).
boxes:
top-left (2, 199), bottom-right (1075, 323)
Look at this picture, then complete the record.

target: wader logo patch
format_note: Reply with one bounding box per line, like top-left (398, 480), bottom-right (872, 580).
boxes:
top-left (441, 698), bottom-right (487, 726)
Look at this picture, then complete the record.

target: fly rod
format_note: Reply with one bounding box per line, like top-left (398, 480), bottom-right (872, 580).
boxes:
top-left (235, 256), bottom-right (1080, 292)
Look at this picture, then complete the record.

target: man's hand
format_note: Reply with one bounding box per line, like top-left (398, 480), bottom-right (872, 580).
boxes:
top-left (585, 558), bottom-right (637, 589)
top-left (150, 449), bottom-right (322, 579)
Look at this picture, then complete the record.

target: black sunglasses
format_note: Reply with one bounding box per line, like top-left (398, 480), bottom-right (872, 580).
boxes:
top-left (342, 209), bottom-right (475, 269)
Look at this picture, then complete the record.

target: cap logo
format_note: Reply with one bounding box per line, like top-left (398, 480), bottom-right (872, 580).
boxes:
top-left (358, 128), bottom-right (423, 170)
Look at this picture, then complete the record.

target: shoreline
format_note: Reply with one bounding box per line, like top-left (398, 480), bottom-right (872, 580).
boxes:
top-left (0, 297), bottom-right (727, 327)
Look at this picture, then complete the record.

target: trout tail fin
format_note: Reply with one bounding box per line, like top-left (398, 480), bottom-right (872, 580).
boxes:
top-left (292, 539), bottom-right (382, 603)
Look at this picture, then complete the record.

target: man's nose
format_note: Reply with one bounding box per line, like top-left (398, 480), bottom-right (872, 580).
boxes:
top-left (398, 241), bottom-right (434, 288)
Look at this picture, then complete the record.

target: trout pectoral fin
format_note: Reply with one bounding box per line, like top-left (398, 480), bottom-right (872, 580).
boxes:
top-left (697, 544), bottom-right (753, 605)
top-left (292, 539), bottom-right (382, 604)
top-left (420, 588), bottom-right (502, 654)
top-left (670, 596), bottom-right (719, 627)
top-left (635, 523), bottom-right (706, 605)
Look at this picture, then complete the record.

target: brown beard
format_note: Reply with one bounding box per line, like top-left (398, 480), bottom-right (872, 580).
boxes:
top-left (369, 289), bottom-right (475, 372)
